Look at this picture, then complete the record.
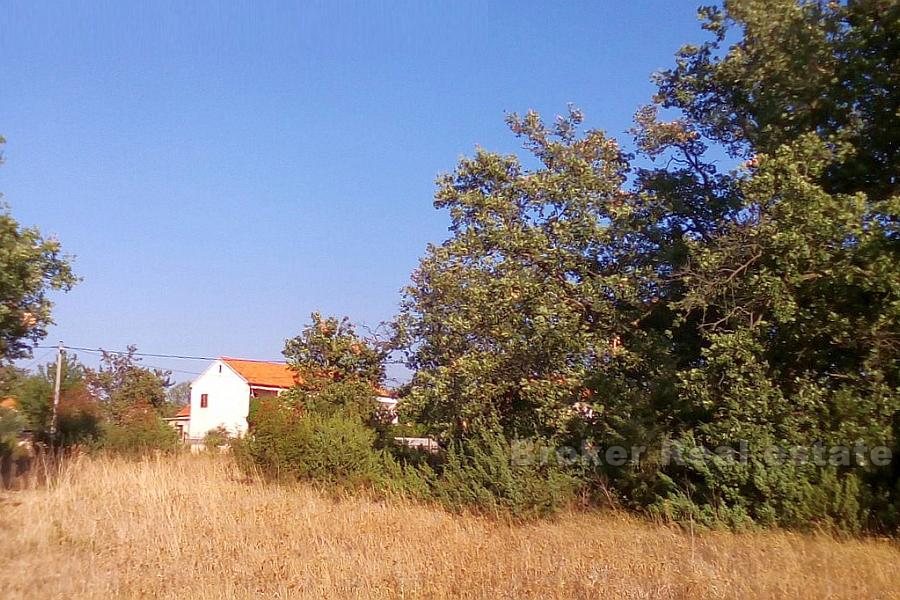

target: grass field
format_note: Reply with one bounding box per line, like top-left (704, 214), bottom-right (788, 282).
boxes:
top-left (1, 454), bottom-right (897, 599)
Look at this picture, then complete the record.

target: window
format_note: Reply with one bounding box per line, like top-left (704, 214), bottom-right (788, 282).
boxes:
top-left (200, 393), bottom-right (208, 408)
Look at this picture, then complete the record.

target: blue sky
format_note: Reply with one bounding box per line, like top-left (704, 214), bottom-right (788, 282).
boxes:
top-left (1, 1), bottom-right (706, 382)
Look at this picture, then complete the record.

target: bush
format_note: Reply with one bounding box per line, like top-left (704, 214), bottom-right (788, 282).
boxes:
top-left (203, 426), bottom-right (231, 451)
top-left (239, 398), bottom-right (387, 487)
top-left (100, 414), bottom-right (179, 456)
top-left (241, 392), bottom-right (579, 519)
top-left (0, 407), bottom-right (27, 487)
top-left (55, 384), bottom-right (103, 447)
top-left (431, 428), bottom-right (581, 519)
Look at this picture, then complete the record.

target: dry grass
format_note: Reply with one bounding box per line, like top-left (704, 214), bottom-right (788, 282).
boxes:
top-left (0, 454), bottom-right (897, 599)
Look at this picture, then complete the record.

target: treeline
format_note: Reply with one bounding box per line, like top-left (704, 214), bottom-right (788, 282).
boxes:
top-left (241, 1), bottom-right (899, 533)
top-left (1, 347), bottom-right (188, 456)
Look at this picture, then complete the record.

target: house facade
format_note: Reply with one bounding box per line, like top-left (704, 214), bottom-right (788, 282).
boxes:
top-left (185, 357), bottom-right (397, 440)
top-left (163, 404), bottom-right (191, 442)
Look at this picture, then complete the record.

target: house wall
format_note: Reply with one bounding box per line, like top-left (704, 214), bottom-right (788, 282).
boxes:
top-left (163, 417), bottom-right (190, 442)
top-left (188, 360), bottom-right (252, 438)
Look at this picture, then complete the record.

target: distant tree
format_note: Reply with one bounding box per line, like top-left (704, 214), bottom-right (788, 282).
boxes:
top-left (86, 346), bottom-right (172, 424)
top-left (16, 353), bottom-right (86, 433)
top-left (0, 137), bottom-right (77, 364)
top-left (283, 313), bottom-right (387, 388)
top-left (165, 381), bottom-right (192, 408)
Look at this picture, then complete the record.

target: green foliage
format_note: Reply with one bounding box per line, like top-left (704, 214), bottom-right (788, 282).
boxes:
top-left (241, 393), bottom-right (576, 518)
top-left (653, 0), bottom-right (899, 201)
top-left (54, 383), bottom-right (103, 447)
top-left (203, 425), bottom-right (231, 450)
top-left (239, 398), bottom-right (387, 487)
top-left (396, 0), bottom-right (898, 532)
top-left (397, 106), bottom-right (644, 442)
top-left (86, 346), bottom-right (172, 424)
top-left (0, 406), bottom-right (27, 488)
top-left (285, 378), bottom-right (379, 421)
top-left (15, 353), bottom-right (89, 440)
top-left (99, 414), bottom-right (179, 456)
top-left (284, 313), bottom-right (387, 387)
top-left (0, 406), bottom-right (24, 460)
top-left (432, 427), bottom-right (580, 519)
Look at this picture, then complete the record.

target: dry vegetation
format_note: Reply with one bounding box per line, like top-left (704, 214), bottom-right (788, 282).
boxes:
top-left (0, 454), bottom-right (897, 599)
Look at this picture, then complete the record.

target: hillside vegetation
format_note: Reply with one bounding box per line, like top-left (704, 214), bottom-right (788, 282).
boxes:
top-left (1, 454), bottom-right (897, 599)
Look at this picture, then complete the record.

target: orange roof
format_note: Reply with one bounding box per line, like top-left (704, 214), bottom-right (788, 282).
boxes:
top-left (174, 404), bottom-right (190, 418)
top-left (221, 358), bottom-right (300, 389)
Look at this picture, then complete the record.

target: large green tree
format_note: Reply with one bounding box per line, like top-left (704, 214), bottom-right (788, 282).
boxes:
top-left (400, 0), bottom-right (898, 530)
top-left (0, 137), bottom-right (77, 363)
top-left (397, 108), bottom-right (661, 443)
top-left (641, 0), bottom-right (899, 529)
top-left (654, 0), bottom-right (899, 201)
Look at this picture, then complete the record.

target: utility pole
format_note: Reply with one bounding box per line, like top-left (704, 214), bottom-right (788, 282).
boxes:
top-left (50, 341), bottom-right (64, 440)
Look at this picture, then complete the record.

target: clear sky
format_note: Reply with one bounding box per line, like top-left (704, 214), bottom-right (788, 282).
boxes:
top-left (1, 1), bottom-right (706, 383)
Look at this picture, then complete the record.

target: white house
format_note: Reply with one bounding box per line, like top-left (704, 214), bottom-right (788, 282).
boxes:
top-left (184, 357), bottom-right (397, 440)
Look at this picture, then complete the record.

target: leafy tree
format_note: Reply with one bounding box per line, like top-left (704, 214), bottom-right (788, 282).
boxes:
top-left (166, 381), bottom-right (191, 406)
top-left (0, 137), bottom-right (77, 363)
top-left (281, 314), bottom-right (396, 444)
top-left (399, 0), bottom-right (898, 530)
top-left (86, 346), bottom-right (172, 424)
top-left (653, 0), bottom-right (899, 201)
top-left (397, 107), bottom-right (664, 444)
top-left (641, 0), bottom-right (899, 530)
top-left (283, 312), bottom-right (387, 388)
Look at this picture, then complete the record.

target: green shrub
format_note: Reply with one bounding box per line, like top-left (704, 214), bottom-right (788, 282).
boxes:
top-left (0, 406), bottom-right (24, 459)
top-left (100, 414), bottom-right (179, 456)
top-left (241, 395), bottom-right (579, 518)
top-left (203, 426), bottom-right (231, 451)
top-left (0, 407), bottom-right (27, 487)
top-left (55, 384), bottom-right (103, 447)
top-left (240, 398), bottom-right (387, 487)
top-left (431, 428), bottom-right (580, 519)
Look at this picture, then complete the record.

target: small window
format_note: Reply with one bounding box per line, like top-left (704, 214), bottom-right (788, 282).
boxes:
top-left (200, 393), bottom-right (208, 408)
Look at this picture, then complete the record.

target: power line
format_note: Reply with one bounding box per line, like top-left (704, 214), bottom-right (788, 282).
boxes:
top-left (21, 347), bottom-right (56, 370)
top-left (35, 344), bottom-right (218, 362)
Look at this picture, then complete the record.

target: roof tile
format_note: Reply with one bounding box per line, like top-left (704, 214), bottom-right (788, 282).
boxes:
top-left (221, 358), bottom-right (300, 389)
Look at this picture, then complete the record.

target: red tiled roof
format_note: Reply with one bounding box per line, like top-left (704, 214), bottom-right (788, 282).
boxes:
top-left (221, 358), bottom-right (301, 389)
top-left (173, 404), bottom-right (190, 418)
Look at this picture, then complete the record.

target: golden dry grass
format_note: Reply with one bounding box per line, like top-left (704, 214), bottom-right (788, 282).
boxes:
top-left (0, 454), bottom-right (897, 599)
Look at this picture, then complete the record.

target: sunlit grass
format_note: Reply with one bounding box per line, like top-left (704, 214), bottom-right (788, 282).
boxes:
top-left (1, 453), bottom-right (897, 599)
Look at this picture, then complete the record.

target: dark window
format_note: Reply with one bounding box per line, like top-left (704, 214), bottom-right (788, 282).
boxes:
top-left (200, 393), bottom-right (208, 408)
